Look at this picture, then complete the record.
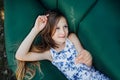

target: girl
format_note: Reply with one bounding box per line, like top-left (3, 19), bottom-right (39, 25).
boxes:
top-left (15, 11), bottom-right (110, 80)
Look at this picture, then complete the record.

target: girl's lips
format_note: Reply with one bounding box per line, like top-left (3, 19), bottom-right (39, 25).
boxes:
top-left (59, 36), bottom-right (65, 38)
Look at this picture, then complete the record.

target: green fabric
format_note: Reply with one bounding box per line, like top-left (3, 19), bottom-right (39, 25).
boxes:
top-left (4, 0), bottom-right (120, 80)
top-left (40, 0), bottom-right (57, 10)
top-left (77, 0), bottom-right (120, 79)
top-left (41, 0), bottom-right (96, 32)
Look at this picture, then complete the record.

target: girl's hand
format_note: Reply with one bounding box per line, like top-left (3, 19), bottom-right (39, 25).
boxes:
top-left (33, 14), bottom-right (49, 33)
top-left (75, 50), bottom-right (92, 67)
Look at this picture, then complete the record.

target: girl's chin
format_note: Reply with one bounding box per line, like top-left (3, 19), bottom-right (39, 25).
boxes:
top-left (56, 39), bottom-right (66, 44)
top-left (59, 38), bottom-right (66, 41)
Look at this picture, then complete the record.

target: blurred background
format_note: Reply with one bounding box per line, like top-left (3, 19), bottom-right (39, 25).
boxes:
top-left (0, 0), bottom-right (16, 80)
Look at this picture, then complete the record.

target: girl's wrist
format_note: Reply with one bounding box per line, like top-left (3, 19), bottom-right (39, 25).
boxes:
top-left (31, 27), bottom-right (39, 35)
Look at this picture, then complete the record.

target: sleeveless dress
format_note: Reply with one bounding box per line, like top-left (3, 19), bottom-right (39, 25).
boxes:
top-left (50, 38), bottom-right (110, 80)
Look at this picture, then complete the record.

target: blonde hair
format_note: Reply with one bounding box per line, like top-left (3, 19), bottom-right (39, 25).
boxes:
top-left (16, 60), bottom-right (43, 80)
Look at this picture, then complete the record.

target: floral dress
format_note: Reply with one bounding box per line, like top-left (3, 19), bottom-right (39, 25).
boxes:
top-left (50, 38), bottom-right (110, 80)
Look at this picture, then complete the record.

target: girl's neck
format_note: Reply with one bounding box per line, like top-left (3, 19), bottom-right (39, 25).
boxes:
top-left (55, 42), bottom-right (65, 52)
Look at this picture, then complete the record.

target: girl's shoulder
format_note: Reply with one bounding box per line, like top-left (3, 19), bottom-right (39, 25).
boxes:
top-left (68, 33), bottom-right (78, 42)
top-left (68, 33), bottom-right (84, 52)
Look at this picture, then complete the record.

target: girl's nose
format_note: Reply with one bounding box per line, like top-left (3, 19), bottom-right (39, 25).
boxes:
top-left (60, 28), bottom-right (65, 35)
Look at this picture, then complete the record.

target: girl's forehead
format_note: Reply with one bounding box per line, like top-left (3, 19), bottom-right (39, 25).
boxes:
top-left (57, 17), bottom-right (67, 25)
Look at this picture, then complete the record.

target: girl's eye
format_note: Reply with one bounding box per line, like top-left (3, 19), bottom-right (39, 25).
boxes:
top-left (64, 25), bottom-right (68, 28)
top-left (56, 27), bottom-right (60, 29)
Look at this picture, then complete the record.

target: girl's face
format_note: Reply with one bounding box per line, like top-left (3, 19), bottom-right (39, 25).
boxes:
top-left (52, 17), bottom-right (68, 45)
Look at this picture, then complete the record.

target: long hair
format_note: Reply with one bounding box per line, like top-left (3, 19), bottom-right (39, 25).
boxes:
top-left (16, 10), bottom-right (66, 80)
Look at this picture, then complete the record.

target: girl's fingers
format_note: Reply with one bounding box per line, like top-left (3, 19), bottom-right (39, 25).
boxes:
top-left (75, 50), bottom-right (92, 66)
top-left (76, 50), bottom-right (87, 61)
top-left (46, 14), bottom-right (49, 17)
top-left (37, 16), bottom-right (46, 24)
top-left (75, 54), bottom-right (83, 64)
top-left (38, 14), bottom-right (48, 22)
top-left (82, 54), bottom-right (92, 66)
top-left (83, 56), bottom-right (92, 67)
top-left (76, 54), bottom-right (82, 60)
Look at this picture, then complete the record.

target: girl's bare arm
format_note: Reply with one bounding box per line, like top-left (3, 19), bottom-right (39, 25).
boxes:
top-left (15, 15), bottom-right (51, 61)
top-left (68, 33), bottom-right (92, 66)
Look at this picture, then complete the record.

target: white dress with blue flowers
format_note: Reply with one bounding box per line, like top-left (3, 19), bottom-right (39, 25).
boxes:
top-left (50, 38), bottom-right (110, 80)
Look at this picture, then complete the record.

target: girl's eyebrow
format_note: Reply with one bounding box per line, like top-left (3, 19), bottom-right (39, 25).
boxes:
top-left (56, 23), bottom-right (68, 27)
top-left (64, 24), bottom-right (68, 26)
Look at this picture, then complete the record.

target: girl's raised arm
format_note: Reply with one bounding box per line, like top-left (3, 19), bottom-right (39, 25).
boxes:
top-left (15, 15), bottom-right (51, 61)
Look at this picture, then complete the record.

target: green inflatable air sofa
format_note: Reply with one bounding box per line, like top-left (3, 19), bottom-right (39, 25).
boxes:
top-left (4, 0), bottom-right (120, 80)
